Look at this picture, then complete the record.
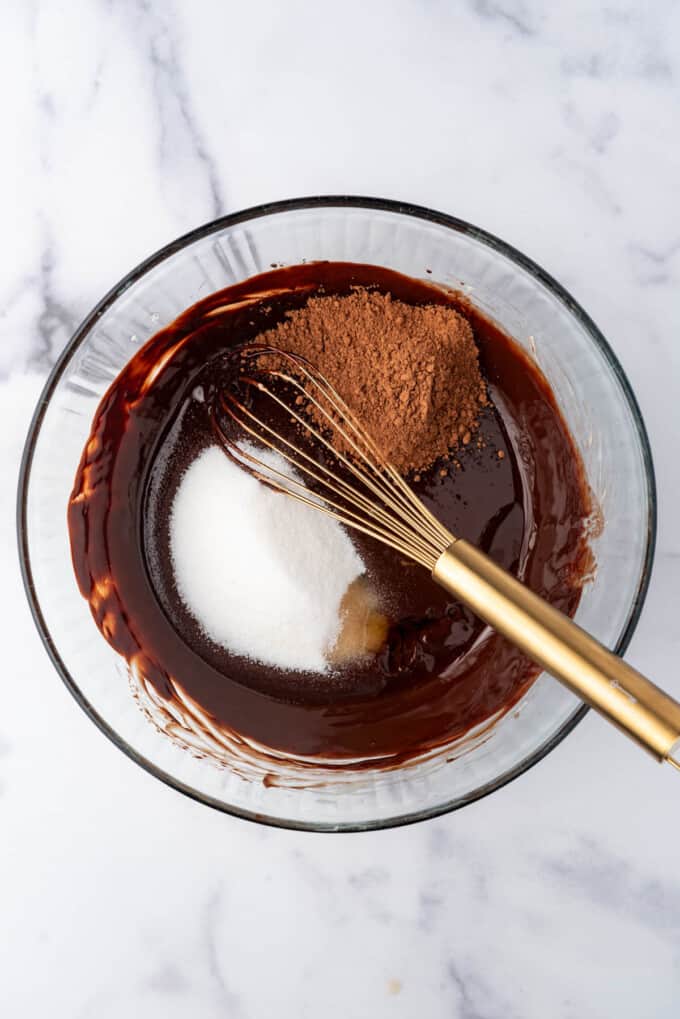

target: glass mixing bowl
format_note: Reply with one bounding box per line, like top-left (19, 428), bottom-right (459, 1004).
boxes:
top-left (18, 197), bottom-right (656, 831)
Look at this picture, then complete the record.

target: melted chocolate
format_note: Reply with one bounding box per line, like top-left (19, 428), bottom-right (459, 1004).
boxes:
top-left (68, 263), bottom-right (592, 766)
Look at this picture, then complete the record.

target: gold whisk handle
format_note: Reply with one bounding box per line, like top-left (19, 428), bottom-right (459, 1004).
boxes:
top-left (433, 540), bottom-right (680, 764)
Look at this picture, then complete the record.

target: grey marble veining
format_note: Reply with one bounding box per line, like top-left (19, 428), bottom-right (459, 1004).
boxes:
top-left (1, 1), bottom-right (680, 1016)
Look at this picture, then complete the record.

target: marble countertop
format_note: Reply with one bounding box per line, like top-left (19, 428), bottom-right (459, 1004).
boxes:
top-left (2, 2), bottom-right (680, 1016)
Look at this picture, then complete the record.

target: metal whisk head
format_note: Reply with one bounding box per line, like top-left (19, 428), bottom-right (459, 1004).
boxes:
top-left (210, 346), bottom-right (454, 570)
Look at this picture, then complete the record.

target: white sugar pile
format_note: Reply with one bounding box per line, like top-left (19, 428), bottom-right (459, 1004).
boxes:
top-left (170, 444), bottom-right (365, 673)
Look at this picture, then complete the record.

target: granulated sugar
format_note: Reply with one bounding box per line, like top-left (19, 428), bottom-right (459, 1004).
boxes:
top-left (170, 444), bottom-right (365, 673)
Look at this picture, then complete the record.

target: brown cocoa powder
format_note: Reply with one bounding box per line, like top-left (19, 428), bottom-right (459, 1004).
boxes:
top-left (257, 288), bottom-right (488, 473)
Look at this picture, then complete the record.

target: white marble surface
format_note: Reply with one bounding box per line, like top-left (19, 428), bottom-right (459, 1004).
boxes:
top-left (2, 1), bottom-right (680, 1015)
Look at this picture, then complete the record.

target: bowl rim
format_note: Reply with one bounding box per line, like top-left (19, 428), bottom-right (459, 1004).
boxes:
top-left (16, 195), bottom-right (657, 832)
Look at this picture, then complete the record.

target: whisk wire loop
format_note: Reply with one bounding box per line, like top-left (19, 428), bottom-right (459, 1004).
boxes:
top-left (223, 376), bottom-right (437, 550)
top-left (212, 405), bottom-right (439, 568)
top-left (213, 347), bottom-right (454, 569)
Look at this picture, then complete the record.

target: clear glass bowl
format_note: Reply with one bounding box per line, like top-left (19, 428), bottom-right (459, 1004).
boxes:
top-left (18, 197), bottom-right (656, 831)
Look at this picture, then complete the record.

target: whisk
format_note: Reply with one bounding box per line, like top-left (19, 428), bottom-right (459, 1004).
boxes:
top-left (211, 345), bottom-right (680, 771)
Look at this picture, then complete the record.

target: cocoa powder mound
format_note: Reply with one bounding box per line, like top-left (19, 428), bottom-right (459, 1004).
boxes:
top-left (257, 288), bottom-right (488, 474)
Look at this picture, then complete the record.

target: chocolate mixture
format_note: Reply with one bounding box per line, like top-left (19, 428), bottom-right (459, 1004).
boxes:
top-left (257, 289), bottom-right (488, 473)
top-left (68, 262), bottom-right (594, 768)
